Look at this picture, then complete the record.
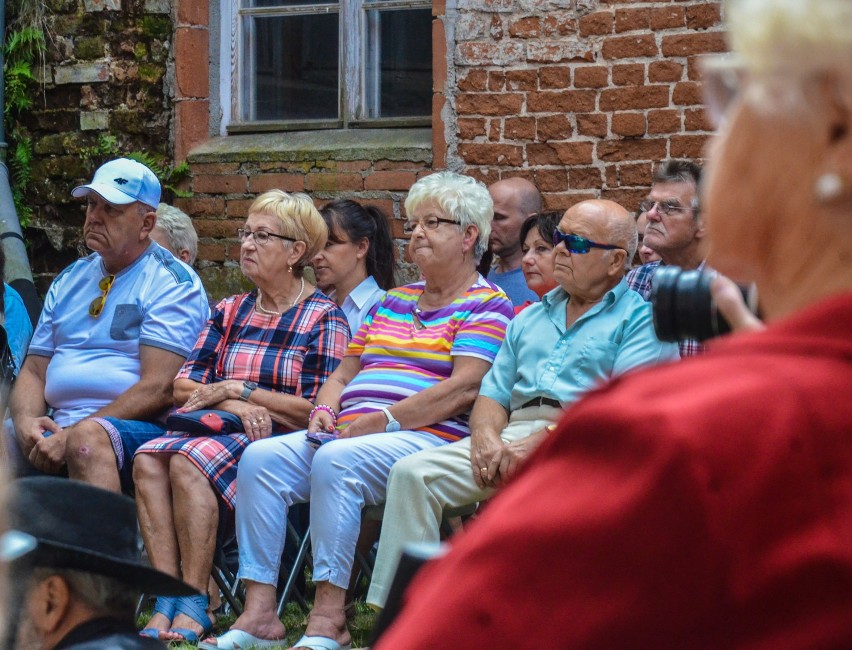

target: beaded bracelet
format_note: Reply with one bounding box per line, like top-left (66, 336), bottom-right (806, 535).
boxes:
top-left (309, 404), bottom-right (337, 424)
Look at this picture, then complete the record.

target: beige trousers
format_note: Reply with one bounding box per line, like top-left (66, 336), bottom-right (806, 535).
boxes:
top-left (366, 404), bottom-right (560, 608)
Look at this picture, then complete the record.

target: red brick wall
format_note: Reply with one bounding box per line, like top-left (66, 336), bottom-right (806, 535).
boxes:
top-left (446, 1), bottom-right (726, 212)
top-left (172, 0), bottom-right (726, 296)
top-left (174, 1), bottom-right (211, 162)
top-left (178, 159), bottom-right (432, 281)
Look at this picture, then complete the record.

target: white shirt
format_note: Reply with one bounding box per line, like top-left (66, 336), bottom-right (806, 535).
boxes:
top-left (331, 275), bottom-right (385, 337)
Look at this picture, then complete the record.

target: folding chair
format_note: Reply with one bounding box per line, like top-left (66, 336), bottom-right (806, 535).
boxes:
top-left (212, 529), bottom-right (244, 616)
top-left (276, 512), bottom-right (313, 617)
top-left (351, 501), bottom-right (480, 596)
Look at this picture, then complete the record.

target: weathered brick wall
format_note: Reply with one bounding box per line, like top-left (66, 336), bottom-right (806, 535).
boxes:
top-left (443, 0), bottom-right (726, 211)
top-left (178, 149), bottom-right (433, 299)
top-left (21, 0), bottom-right (726, 297)
top-left (21, 0), bottom-right (175, 292)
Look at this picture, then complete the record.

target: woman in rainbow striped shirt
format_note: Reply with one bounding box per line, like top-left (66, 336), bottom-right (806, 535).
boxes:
top-left (201, 172), bottom-right (514, 650)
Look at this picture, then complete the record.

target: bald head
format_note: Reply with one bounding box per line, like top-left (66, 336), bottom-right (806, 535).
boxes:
top-left (563, 200), bottom-right (637, 272)
top-left (489, 178), bottom-right (542, 216)
top-left (488, 178), bottom-right (544, 268)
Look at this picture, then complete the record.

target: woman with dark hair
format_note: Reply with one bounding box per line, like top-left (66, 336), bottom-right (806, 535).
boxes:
top-left (313, 200), bottom-right (395, 335)
top-left (514, 210), bottom-right (562, 314)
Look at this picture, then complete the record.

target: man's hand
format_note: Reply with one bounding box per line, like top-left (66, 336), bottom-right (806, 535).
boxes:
top-left (28, 424), bottom-right (67, 474)
top-left (470, 431), bottom-right (504, 489)
top-left (17, 416), bottom-right (62, 458)
top-left (485, 429), bottom-right (548, 488)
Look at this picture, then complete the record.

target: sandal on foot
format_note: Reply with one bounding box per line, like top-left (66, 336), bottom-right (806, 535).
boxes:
top-left (199, 628), bottom-right (287, 649)
top-left (139, 596), bottom-right (177, 638)
top-left (290, 635), bottom-right (351, 650)
top-left (168, 593), bottom-right (213, 644)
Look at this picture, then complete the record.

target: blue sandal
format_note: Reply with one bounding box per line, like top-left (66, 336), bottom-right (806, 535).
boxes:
top-left (168, 594), bottom-right (213, 644)
top-left (139, 596), bottom-right (177, 639)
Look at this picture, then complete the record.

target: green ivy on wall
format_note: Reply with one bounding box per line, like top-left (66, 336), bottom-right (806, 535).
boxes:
top-left (4, 22), bottom-right (46, 228)
top-left (80, 133), bottom-right (192, 201)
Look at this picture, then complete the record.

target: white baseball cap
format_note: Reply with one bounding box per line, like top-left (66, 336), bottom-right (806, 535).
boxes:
top-left (72, 157), bottom-right (161, 208)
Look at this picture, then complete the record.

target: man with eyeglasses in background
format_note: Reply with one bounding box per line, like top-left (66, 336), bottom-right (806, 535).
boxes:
top-left (627, 159), bottom-right (708, 356)
top-left (366, 199), bottom-right (679, 612)
top-left (5, 158), bottom-right (209, 494)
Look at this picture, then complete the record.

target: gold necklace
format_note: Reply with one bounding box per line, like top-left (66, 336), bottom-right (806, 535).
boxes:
top-left (256, 277), bottom-right (306, 315)
top-left (413, 270), bottom-right (478, 330)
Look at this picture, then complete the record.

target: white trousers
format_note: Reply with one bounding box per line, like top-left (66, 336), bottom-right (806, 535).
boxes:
top-left (366, 405), bottom-right (560, 608)
top-left (235, 429), bottom-right (446, 589)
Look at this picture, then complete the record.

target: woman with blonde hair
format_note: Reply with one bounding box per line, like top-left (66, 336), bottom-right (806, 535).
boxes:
top-left (133, 190), bottom-right (350, 643)
top-left (202, 171), bottom-right (513, 650)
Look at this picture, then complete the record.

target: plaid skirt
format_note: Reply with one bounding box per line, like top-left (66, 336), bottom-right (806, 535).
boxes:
top-left (135, 432), bottom-right (253, 509)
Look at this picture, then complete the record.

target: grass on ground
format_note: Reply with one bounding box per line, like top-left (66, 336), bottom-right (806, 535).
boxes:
top-left (139, 596), bottom-right (378, 649)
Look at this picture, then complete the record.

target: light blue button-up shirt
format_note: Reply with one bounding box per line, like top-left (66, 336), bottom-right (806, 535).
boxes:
top-left (480, 277), bottom-right (680, 412)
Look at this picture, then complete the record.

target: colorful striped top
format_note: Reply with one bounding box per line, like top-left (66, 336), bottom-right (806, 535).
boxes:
top-left (337, 276), bottom-right (513, 441)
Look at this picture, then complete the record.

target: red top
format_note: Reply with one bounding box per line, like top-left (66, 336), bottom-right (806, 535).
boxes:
top-left (378, 293), bottom-right (852, 650)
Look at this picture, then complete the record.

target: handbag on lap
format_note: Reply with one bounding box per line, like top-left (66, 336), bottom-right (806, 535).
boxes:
top-left (165, 409), bottom-right (244, 436)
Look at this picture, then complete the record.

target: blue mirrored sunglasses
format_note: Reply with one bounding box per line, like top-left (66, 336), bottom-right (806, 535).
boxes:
top-left (551, 229), bottom-right (624, 254)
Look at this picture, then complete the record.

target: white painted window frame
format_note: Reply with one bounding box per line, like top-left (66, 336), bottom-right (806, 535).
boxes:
top-left (221, 0), bottom-right (431, 132)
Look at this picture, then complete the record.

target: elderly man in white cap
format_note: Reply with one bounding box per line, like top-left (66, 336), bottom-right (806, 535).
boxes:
top-left (6, 158), bottom-right (209, 493)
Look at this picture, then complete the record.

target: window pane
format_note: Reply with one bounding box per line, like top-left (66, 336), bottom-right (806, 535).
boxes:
top-left (245, 0), bottom-right (337, 7)
top-left (244, 14), bottom-right (340, 121)
top-left (364, 8), bottom-right (431, 119)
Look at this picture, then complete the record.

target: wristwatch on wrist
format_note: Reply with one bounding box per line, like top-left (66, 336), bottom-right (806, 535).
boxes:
top-left (239, 381), bottom-right (258, 402)
top-left (381, 407), bottom-right (401, 432)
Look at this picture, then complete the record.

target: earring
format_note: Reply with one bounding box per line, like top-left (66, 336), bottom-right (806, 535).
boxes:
top-left (288, 265), bottom-right (292, 274)
top-left (814, 172), bottom-right (848, 204)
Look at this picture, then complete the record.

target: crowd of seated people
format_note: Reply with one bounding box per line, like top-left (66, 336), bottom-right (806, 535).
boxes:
top-left (3, 4), bottom-right (850, 650)
top-left (0, 51), bottom-right (772, 650)
top-left (376, 0), bottom-right (852, 644)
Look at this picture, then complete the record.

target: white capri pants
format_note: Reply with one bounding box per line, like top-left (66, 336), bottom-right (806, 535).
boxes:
top-left (235, 428), bottom-right (446, 589)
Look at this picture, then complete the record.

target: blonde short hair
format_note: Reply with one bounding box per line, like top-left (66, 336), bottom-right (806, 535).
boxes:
top-left (728, 0), bottom-right (852, 77)
top-left (248, 190), bottom-right (327, 274)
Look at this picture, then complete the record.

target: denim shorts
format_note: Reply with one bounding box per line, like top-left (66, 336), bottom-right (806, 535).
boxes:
top-left (92, 416), bottom-right (166, 492)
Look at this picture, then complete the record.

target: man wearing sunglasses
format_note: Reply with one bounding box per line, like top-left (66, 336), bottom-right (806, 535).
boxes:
top-left (366, 199), bottom-right (679, 612)
top-left (6, 158), bottom-right (209, 494)
top-left (627, 159), bottom-right (708, 357)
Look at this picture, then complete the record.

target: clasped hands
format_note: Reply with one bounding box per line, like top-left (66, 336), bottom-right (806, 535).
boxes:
top-left (470, 432), bottom-right (541, 489)
top-left (307, 409), bottom-right (386, 439)
top-left (179, 381), bottom-right (271, 441)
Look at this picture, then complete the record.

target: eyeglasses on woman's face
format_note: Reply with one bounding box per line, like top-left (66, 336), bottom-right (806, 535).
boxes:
top-left (237, 228), bottom-right (296, 245)
top-left (403, 216), bottom-right (459, 235)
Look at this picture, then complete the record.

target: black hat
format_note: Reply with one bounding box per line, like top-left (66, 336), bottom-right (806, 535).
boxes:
top-left (1, 477), bottom-right (196, 596)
